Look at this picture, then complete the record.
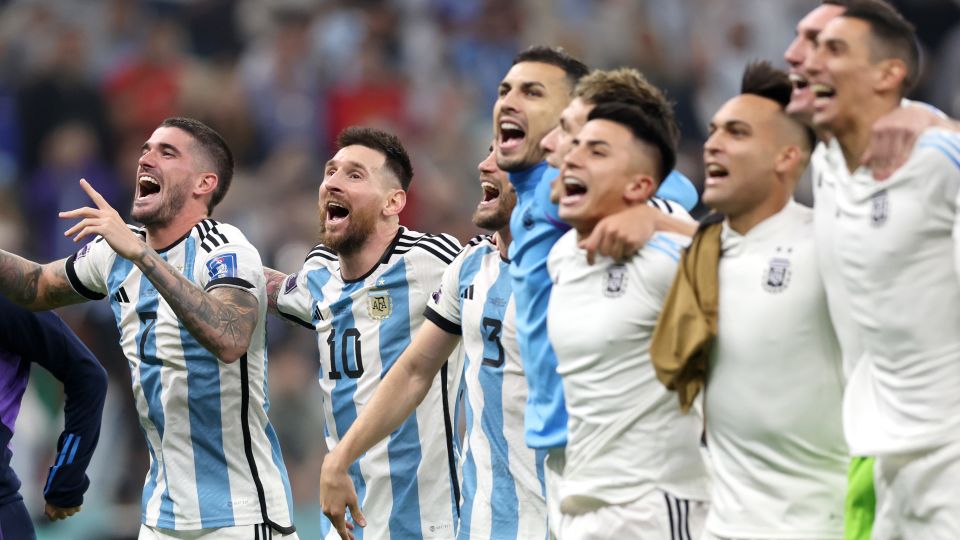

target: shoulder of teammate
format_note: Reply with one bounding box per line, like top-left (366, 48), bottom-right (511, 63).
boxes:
top-left (547, 228), bottom-right (579, 282)
top-left (914, 128), bottom-right (960, 176)
top-left (396, 227), bottom-right (463, 289)
top-left (655, 170), bottom-right (699, 212)
top-left (64, 227), bottom-right (138, 300)
top-left (425, 234), bottom-right (495, 335)
top-left (271, 242), bottom-right (335, 329)
top-left (193, 219), bottom-right (264, 293)
top-left (648, 196), bottom-right (694, 222)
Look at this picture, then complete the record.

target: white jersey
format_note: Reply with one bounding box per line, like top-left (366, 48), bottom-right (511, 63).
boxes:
top-left (815, 130), bottom-right (960, 456)
top-left (706, 201), bottom-right (847, 539)
top-left (65, 219), bottom-right (294, 532)
top-left (546, 227), bottom-right (709, 513)
top-left (424, 235), bottom-right (548, 540)
top-left (276, 227), bottom-right (463, 540)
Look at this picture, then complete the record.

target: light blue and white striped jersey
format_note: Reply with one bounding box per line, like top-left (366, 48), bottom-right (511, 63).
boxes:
top-left (65, 219), bottom-right (295, 533)
top-left (276, 226), bottom-right (464, 540)
top-left (424, 236), bottom-right (548, 540)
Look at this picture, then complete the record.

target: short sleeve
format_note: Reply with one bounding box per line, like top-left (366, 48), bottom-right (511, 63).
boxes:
top-left (64, 238), bottom-right (114, 300)
top-left (198, 229), bottom-right (264, 294)
top-left (424, 245), bottom-right (473, 335)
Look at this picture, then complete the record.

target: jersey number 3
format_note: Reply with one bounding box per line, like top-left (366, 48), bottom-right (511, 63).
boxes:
top-left (481, 317), bottom-right (505, 368)
top-left (327, 328), bottom-right (364, 379)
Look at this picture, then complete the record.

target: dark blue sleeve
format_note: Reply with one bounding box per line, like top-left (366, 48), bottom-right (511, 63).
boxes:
top-left (0, 297), bottom-right (107, 508)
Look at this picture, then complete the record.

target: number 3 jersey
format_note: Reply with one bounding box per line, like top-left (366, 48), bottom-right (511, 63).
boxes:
top-left (424, 235), bottom-right (548, 540)
top-left (63, 219), bottom-right (294, 532)
top-left (276, 227), bottom-right (464, 540)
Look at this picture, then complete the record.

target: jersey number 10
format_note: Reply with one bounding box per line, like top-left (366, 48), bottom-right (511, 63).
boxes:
top-left (327, 328), bottom-right (364, 379)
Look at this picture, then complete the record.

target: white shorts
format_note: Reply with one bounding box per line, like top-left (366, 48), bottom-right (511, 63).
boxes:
top-left (139, 523), bottom-right (300, 540)
top-left (545, 447), bottom-right (566, 540)
top-left (872, 439), bottom-right (960, 540)
top-left (561, 489), bottom-right (707, 540)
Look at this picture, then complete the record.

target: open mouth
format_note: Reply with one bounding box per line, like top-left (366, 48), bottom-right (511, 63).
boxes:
top-left (560, 177), bottom-right (587, 206)
top-left (789, 73), bottom-right (809, 91)
top-left (704, 163), bottom-right (729, 186)
top-left (811, 83), bottom-right (836, 100)
top-left (325, 201), bottom-right (350, 224)
top-left (498, 120), bottom-right (526, 153)
top-left (137, 175), bottom-right (160, 199)
top-left (480, 181), bottom-right (501, 205)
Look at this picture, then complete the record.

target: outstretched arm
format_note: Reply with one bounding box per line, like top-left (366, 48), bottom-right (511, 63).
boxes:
top-left (320, 320), bottom-right (460, 540)
top-left (579, 204), bottom-right (697, 264)
top-left (60, 179), bottom-right (257, 363)
top-left (0, 251), bottom-right (86, 310)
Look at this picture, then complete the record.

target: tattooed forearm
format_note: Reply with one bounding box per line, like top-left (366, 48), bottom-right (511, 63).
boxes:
top-left (264, 267), bottom-right (287, 316)
top-left (134, 247), bottom-right (257, 363)
top-left (0, 251), bottom-right (85, 310)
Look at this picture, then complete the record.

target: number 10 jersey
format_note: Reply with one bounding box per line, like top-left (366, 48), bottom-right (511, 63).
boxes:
top-left (276, 227), bottom-right (463, 540)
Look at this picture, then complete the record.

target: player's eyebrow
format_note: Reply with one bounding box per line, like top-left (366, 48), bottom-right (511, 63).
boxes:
top-left (325, 159), bottom-right (370, 173)
top-left (141, 141), bottom-right (180, 155)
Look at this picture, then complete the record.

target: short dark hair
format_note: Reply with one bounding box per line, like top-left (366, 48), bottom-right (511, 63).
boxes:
top-left (587, 102), bottom-right (677, 183)
top-left (575, 68), bottom-right (680, 145)
top-left (512, 45), bottom-right (589, 91)
top-left (741, 61), bottom-right (817, 151)
top-left (841, 0), bottom-right (920, 96)
top-left (821, 0), bottom-right (852, 7)
top-left (336, 126), bottom-right (414, 190)
top-left (159, 117), bottom-right (234, 214)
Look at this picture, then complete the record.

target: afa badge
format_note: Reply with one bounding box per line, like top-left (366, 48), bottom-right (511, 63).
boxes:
top-left (762, 256), bottom-right (792, 293)
top-left (603, 264), bottom-right (628, 297)
top-left (368, 288), bottom-right (393, 320)
top-left (870, 190), bottom-right (889, 228)
top-left (206, 253), bottom-right (238, 280)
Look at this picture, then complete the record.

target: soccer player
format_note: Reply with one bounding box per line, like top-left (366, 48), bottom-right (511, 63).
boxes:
top-left (697, 62), bottom-right (847, 540)
top-left (547, 102), bottom-right (707, 539)
top-left (0, 296), bottom-right (107, 540)
top-left (803, 1), bottom-right (960, 536)
top-left (0, 117), bottom-right (296, 539)
top-left (493, 46), bottom-right (699, 535)
top-left (267, 127), bottom-right (463, 540)
top-left (316, 145), bottom-right (548, 540)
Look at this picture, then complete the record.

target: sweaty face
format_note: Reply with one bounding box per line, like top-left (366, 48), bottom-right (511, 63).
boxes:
top-left (133, 126), bottom-right (203, 227)
top-left (319, 145), bottom-right (396, 256)
top-left (784, 4), bottom-right (846, 118)
top-left (803, 17), bottom-right (879, 135)
top-left (702, 95), bottom-right (783, 217)
top-left (558, 119), bottom-right (654, 236)
top-left (494, 62), bottom-right (574, 172)
top-left (540, 97), bottom-right (593, 169)
top-left (472, 146), bottom-right (516, 231)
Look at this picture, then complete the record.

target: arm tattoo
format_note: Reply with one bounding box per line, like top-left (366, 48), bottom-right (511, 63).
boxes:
top-left (135, 247), bottom-right (258, 361)
top-left (0, 251), bottom-right (85, 310)
top-left (264, 267), bottom-right (288, 316)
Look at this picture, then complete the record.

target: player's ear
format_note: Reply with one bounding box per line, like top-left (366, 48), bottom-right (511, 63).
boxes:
top-left (196, 172), bottom-right (218, 198)
top-left (624, 174), bottom-right (656, 204)
top-left (384, 188), bottom-right (406, 217)
top-left (774, 145), bottom-right (803, 178)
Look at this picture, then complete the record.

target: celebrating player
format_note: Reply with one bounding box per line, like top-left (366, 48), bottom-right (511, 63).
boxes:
top-left (0, 117), bottom-right (297, 539)
top-left (695, 62), bottom-right (847, 540)
top-left (267, 127), bottom-right (463, 540)
top-left (803, 1), bottom-right (960, 536)
top-left (547, 102), bottom-right (707, 539)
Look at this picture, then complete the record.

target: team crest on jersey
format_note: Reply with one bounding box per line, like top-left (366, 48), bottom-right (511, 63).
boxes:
top-left (367, 288), bottom-right (392, 320)
top-left (870, 190), bottom-right (889, 228)
top-left (206, 253), bottom-right (238, 280)
top-left (603, 264), bottom-right (628, 297)
top-left (762, 256), bottom-right (792, 293)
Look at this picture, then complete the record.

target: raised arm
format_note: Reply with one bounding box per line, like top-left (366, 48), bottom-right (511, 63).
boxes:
top-left (0, 251), bottom-right (87, 310)
top-left (60, 179), bottom-right (257, 363)
top-left (320, 320), bottom-right (460, 540)
top-left (865, 103), bottom-right (960, 180)
top-left (579, 203), bottom-right (697, 264)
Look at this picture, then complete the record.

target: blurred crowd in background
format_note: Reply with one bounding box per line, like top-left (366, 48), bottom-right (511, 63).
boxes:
top-left (0, 0), bottom-right (957, 538)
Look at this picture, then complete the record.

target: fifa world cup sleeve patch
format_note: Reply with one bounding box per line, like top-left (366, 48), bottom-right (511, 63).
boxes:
top-left (206, 253), bottom-right (238, 280)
